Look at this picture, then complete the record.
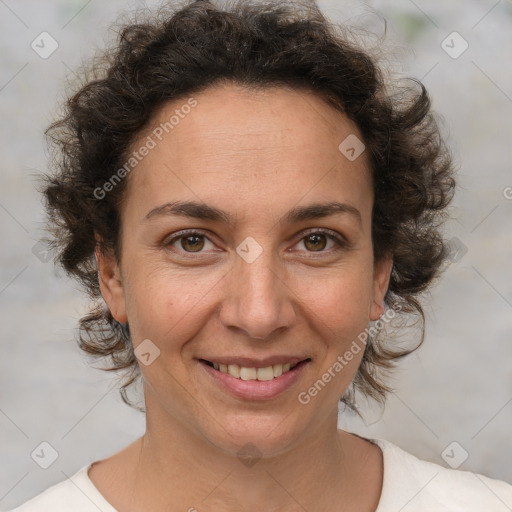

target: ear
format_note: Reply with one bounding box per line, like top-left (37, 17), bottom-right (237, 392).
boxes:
top-left (95, 241), bottom-right (127, 324)
top-left (369, 255), bottom-right (393, 321)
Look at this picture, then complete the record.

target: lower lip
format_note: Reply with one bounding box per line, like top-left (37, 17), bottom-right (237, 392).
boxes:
top-left (198, 359), bottom-right (310, 400)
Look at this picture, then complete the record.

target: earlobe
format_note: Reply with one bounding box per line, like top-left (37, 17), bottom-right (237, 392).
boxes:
top-left (95, 243), bottom-right (127, 324)
top-left (369, 256), bottom-right (393, 321)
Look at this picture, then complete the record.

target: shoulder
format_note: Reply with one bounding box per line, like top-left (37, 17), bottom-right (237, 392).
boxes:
top-left (6, 465), bottom-right (117, 512)
top-left (372, 437), bottom-right (512, 511)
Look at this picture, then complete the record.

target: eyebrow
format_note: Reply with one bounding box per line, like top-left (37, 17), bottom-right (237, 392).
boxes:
top-left (144, 200), bottom-right (362, 228)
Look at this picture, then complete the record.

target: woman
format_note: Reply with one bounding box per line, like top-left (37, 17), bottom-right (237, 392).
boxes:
top-left (10, 0), bottom-right (512, 510)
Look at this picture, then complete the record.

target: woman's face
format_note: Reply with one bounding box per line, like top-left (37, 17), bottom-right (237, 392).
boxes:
top-left (99, 83), bottom-right (392, 456)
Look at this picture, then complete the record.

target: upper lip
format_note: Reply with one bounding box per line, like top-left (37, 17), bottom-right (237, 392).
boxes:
top-left (199, 356), bottom-right (310, 368)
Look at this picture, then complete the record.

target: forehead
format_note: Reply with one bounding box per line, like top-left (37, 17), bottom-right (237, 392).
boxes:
top-left (138, 82), bottom-right (367, 161)
top-left (123, 82), bottom-right (373, 223)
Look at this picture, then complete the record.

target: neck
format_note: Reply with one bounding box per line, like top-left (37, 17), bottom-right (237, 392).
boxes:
top-left (120, 395), bottom-right (382, 511)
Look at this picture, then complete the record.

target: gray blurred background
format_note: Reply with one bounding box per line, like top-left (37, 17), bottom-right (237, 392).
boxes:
top-left (1, 0), bottom-right (511, 509)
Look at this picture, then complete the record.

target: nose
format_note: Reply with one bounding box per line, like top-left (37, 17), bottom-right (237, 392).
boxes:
top-left (218, 246), bottom-right (296, 341)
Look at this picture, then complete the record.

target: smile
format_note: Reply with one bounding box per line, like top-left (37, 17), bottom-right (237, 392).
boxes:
top-left (200, 359), bottom-right (310, 381)
top-left (198, 358), bottom-right (311, 400)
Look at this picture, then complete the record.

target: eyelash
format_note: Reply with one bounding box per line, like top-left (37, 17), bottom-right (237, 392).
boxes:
top-left (163, 228), bottom-right (349, 258)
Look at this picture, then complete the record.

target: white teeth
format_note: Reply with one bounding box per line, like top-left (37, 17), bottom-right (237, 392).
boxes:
top-left (211, 361), bottom-right (301, 380)
top-left (256, 366), bottom-right (274, 381)
top-left (227, 364), bottom-right (240, 378)
top-left (240, 367), bottom-right (257, 380)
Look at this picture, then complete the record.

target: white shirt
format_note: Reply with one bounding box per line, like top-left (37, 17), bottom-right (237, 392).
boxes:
top-left (8, 437), bottom-right (512, 511)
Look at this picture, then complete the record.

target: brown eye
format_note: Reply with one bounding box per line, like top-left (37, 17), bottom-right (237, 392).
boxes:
top-left (180, 234), bottom-right (205, 252)
top-left (303, 233), bottom-right (328, 252)
top-left (295, 229), bottom-right (348, 254)
top-left (165, 230), bottom-right (215, 255)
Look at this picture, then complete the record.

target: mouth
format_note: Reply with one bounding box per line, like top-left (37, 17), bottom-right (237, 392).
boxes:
top-left (199, 358), bottom-right (311, 382)
top-left (198, 357), bottom-right (312, 400)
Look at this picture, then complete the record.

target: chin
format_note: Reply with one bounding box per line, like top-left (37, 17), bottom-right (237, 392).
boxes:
top-left (198, 412), bottom-right (307, 460)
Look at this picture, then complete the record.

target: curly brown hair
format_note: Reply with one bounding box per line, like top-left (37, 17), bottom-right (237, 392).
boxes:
top-left (42, 0), bottom-right (455, 416)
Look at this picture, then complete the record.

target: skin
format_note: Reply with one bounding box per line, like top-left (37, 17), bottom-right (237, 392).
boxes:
top-left (91, 82), bottom-right (393, 512)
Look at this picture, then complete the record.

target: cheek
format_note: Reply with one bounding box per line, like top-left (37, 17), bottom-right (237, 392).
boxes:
top-left (295, 264), bottom-right (374, 332)
top-left (123, 261), bottom-right (222, 345)
top-left (296, 265), bottom-right (374, 381)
